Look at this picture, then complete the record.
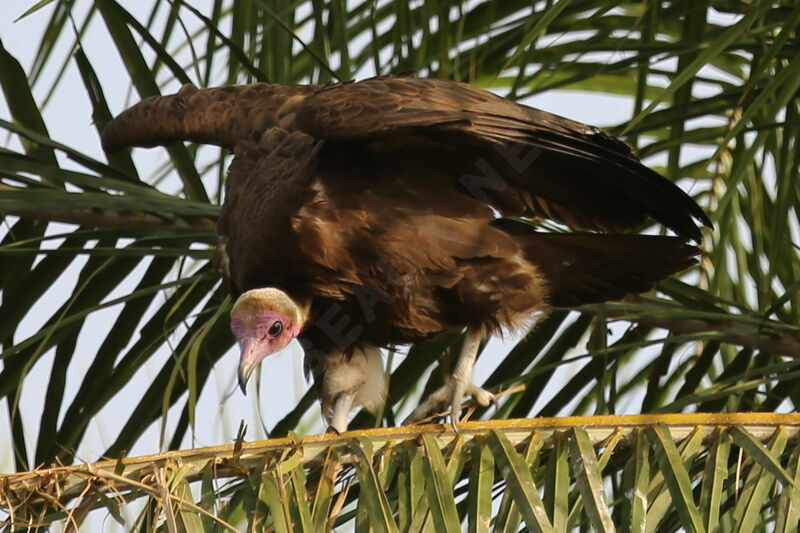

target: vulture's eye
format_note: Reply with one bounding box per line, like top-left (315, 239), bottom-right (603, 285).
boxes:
top-left (268, 321), bottom-right (283, 337)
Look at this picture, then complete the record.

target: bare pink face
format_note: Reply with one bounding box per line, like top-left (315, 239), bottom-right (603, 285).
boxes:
top-left (233, 310), bottom-right (300, 392)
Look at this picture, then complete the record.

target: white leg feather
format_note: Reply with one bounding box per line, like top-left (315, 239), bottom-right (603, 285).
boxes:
top-left (312, 345), bottom-right (386, 433)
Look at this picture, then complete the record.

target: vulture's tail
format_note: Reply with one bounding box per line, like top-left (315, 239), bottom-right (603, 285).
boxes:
top-left (506, 226), bottom-right (700, 306)
top-left (101, 83), bottom-right (317, 152)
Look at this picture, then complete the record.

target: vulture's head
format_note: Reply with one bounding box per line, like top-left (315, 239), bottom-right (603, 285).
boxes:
top-left (231, 288), bottom-right (307, 392)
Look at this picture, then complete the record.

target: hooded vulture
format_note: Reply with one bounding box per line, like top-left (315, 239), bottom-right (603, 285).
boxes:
top-left (102, 76), bottom-right (710, 432)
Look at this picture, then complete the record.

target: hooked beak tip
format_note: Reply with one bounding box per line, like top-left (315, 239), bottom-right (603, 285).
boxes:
top-left (238, 362), bottom-right (254, 394)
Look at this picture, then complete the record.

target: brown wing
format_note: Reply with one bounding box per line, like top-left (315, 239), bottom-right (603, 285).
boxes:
top-left (295, 77), bottom-right (711, 241)
top-left (101, 78), bottom-right (704, 346)
top-left (101, 83), bottom-right (318, 152)
top-left (101, 82), bottom-right (321, 298)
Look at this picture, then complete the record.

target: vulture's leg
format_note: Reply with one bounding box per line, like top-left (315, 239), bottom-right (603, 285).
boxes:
top-left (403, 329), bottom-right (495, 430)
top-left (326, 391), bottom-right (356, 434)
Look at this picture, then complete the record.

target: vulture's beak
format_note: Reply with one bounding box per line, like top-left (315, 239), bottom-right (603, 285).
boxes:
top-left (238, 360), bottom-right (256, 394)
top-left (237, 337), bottom-right (266, 393)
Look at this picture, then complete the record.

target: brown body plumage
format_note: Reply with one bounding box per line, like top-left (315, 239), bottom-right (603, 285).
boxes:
top-left (103, 76), bottom-right (710, 431)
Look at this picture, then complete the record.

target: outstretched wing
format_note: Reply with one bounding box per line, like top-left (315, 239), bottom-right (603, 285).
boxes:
top-left (101, 83), bottom-right (319, 152)
top-left (101, 82), bottom-right (322, 297)
top-left (295, 77), bottom-right (711, 241)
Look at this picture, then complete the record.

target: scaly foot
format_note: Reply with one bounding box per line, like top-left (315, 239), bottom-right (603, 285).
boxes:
top-left (402, 378), bottom-right (496, 430)
top-left (404, 329), bottom-right (492, 431)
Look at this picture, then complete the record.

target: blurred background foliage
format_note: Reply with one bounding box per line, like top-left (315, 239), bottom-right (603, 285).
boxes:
top-left (0, 0), bottom-right (799, 476)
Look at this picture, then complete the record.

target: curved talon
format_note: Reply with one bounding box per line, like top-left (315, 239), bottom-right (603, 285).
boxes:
top-left (450, 380), bottom-right (467, 430)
